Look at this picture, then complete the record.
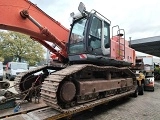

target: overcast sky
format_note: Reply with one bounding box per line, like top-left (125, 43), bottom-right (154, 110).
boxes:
top-left (30, 0), bottom-right (160, 58)
top-left (30, 0), bottom-right (160, 40)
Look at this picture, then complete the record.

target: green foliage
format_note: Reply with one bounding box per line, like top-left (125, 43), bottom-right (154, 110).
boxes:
top-left (0, 47), bottom-right (4, 62)
top-left (0, 57), bottom-right (4, 62)
top-left (0, 31), bottom-right (45, 65)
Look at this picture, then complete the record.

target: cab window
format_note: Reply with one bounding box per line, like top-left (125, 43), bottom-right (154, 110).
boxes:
top-left (89, 16), bottom-right (102, 49)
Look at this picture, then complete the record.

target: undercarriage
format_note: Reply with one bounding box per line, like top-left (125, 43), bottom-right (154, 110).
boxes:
top-left (14, 64), bottom-right (137, 113)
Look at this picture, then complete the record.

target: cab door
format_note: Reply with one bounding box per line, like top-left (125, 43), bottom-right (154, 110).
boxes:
top-left (88, 16), bottom-right (102, 55)
top-left (88, 16), bottom-right (110, 56)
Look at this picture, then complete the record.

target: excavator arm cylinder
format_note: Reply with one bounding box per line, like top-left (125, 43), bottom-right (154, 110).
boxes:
top-left (20, 10), bottom-right (43, 29)
top-left (20, 10), bottom-right (67, 58)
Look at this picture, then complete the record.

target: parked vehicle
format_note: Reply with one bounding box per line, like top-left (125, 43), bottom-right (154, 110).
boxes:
top-left (5, 62), bottom-right (28, 81)
top-left (0, 62), bottom-right (3, 81)
top-left (136, 56), bottom-right (155, 91)
top-left (142, 56), bottom-right (154, 91)
top-left (144, 72), bottom-right (154, 91)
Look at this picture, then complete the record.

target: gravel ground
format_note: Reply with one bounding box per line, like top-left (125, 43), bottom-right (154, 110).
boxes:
top-left (4, 78), bottom-right (160, 120)
top-left (71, 81), bottom-right (160, 120)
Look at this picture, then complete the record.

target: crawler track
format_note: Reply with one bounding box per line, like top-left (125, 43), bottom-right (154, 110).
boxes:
top-left (41, 64), bottom-right (136, 113)
top-left (14, 65), bottom-right (64, 94)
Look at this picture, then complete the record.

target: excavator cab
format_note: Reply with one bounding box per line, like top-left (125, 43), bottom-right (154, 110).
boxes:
top-left (68, 3), bottom-right (111, 65)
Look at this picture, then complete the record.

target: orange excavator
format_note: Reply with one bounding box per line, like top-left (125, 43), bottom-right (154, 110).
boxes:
top-left (0, 0), bottom-right (137, 113)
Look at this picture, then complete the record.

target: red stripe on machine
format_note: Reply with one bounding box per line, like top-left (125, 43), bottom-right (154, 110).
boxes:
top-left (79, 54), bottom-right (87, 59)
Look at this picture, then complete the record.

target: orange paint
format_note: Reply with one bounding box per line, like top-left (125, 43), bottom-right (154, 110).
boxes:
top-left (111, 36), bottom-right (135, 64)
top-left (0, 0), bottom-right (69, 59)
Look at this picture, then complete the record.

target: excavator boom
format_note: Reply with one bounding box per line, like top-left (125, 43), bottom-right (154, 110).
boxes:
top-left (0, 0), bottom-right (69, 60)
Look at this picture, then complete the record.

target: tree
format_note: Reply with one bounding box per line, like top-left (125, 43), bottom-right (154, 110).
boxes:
top-left (0, 40), bottom-right (4, 62)
top-left (0, 50), bottom-right (4, 62)
top-left (0, 31), bottom-right (45, 65)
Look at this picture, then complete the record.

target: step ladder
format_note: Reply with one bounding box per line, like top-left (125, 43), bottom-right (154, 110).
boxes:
top-left (112, 25), bottom-right (125, 60)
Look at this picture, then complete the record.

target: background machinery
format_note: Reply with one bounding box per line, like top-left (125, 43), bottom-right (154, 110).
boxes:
top-left (0, 0), bottom-right (137, 114)
top-left (136, 56), bottom-right (154, 91)
top-left (132, 56), bottom-right (155, 95)
top-left (131, 57), bottom-right (145, 95)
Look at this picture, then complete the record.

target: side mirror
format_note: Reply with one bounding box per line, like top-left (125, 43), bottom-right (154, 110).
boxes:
top-left (78, 2), bottom-right (86, 14)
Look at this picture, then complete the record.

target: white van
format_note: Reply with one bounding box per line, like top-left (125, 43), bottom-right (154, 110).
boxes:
top-left (0, 62), bottom-right (3, 81)
top-left (6, 62), bottom-right (28, 81)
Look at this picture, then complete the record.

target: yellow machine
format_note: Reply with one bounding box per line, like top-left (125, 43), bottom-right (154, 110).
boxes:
top-left (136, 72), bottom-right (145, 84)
top-left (132, 57), bottom-right (146, 95)
top-left (135, 71), bottom-right (145, 95)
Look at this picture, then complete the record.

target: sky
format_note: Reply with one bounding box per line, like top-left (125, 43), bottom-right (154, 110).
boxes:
top-left (29, 0), bottom-right (160, 59)
top-left (30, 0), bottom-right (160, 40)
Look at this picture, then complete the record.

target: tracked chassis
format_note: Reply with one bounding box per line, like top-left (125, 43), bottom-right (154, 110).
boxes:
top-left (14, 65), bottom-right (64, 97)
top-left (14, 64), bottom-right (136, 113)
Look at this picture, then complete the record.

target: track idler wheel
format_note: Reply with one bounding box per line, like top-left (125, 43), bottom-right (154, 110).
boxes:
top-left (59, 81), bottom-right (76, 103)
